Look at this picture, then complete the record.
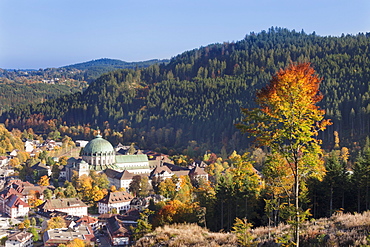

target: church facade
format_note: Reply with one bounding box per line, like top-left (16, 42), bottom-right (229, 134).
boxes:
top-left (66, 134), bottom-right (151, 179)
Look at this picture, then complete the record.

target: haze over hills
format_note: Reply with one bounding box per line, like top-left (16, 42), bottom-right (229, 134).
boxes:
top-left (0, 58), bottom-right (169, 112)
top-left (1, 28), bottom-right (370, 154)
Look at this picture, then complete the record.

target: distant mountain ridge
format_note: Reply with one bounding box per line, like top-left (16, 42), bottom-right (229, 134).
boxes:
top-left (0, 58), bottom-right (169, 111)
top-left (62, 58), bottom-right (169, 70)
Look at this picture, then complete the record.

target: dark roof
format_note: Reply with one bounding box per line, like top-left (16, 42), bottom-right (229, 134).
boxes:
top-left (5, 194), bottom-right (29, 208)
top-left (165, 163), bottom-right (190, 172)
top-left (98, 213), bottom-right (119, 220)
top-left (106, 216), bottom-right (132, 237)
top-left (100, 210), bottom-right (140, 223)
top-left (130, 197), bottom-right (147, 206)
top-left (31, 162), bottom-right (50, 171)
top-left (0, 187), bottom-right (22, 199)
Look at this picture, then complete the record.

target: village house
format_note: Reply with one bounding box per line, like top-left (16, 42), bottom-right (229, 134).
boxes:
top-left (5, 231), bottom-right (33, 247)
top-left (105, 168), bottom-right (135, 191)
top-left (43, 225), bottom-right (94, 247)
top-left (31, 162), bottom-right (52, 178)
top-left (0, 180), bottom-right (48, 203)
top-left (76, 215), bottom-right (99, 233)
top-left (150, 164), bottom-right (174, 180)
top-left (98, 191), bottom-right (134, 214)
top-left (4, 194), bottom-right (30, 218)
top-left (38, 198), bottom-right (88, 217)
top-left (0, 180), bottom-right (50, 217)
top-left (9, 150), bottom-right (19, 157)
top-left (189, 165), bottom-right (209, 181)
top-left (0, 156), bottom-right (9, 167)
top-left (106, 215), bottom-right (133, 246)
top-left (130, 197), bottom-right (148, 211)
top-left (24, 140), bottom-right (35, 153)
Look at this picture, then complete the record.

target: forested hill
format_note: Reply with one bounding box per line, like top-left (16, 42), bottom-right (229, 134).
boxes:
top-left (2, 28), bottom-right (370, 154)
top-left (62, 58), bottom-right (169, 82)
top-left (63, 58), bottom-right (169, 70)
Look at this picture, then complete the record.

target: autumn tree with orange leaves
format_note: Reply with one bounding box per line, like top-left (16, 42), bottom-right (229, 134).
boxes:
top-left (237, 63), bottom-right (330, 246)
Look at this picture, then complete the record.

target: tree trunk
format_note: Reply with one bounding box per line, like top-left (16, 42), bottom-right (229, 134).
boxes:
top-left (358, 187), bottom-right (361, 213)
top-left (329, 186), bottom-right (333, 216)
top-left (295, 166), bottom-right (300, 247)
top-left (221, 200), bottom-right (224, 230)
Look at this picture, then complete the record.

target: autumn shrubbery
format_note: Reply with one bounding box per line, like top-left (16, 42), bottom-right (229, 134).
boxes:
top-left (135, 211), bottom-right (370, 246)
top-left (255, 211), bottom-right (370, 246)
top-left (134, 223), bottom-right (237, 247)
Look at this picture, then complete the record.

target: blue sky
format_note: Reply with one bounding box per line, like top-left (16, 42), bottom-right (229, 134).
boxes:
top-left (1, 0), bottom-right (369, 69)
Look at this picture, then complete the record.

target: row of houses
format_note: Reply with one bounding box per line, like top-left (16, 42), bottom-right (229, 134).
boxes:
top-left (0, 188), bottom-right (149, 246)
top-left (0, 178), bottom-right (149, 219)
top-left (41, 209), bottom-right (141, 246)
top-left (104, 161), bottom-right (208, 192)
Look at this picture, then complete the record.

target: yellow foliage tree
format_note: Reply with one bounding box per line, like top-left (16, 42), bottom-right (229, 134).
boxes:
top-left (38, 175), bottom-right (50, 186)
top-left (66, 238), bottom-right (88, 247)
top-left (110, 185), bottom-right (117, 192)
top-left (237, 63), bottom-right (331, 246)
top-left (46, 216), bottom-right (66, 231)
top-left (8, 158), bottom-right (20, 167)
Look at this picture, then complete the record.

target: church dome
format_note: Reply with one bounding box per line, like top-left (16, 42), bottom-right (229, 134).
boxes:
top-left (82, 134), bottom-right (114, 155)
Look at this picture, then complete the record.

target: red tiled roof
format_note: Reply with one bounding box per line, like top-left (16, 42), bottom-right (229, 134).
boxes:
top-left (76, 215), bottom-right (98, 224)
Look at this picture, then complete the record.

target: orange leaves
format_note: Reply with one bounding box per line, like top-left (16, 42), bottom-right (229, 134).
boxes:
top-left (154, 199), bottom-right (201, 226)
top-left (238, 63), bottom-right (331, 151)
top-left (257, 63), bottom-right (323, 121)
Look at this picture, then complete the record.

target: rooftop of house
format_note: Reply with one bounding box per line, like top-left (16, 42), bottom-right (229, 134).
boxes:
top-left (2, 180), bottom-right (50, 196)
top-left (189, 165), bottom-right (208, 176)
top-left (5, 194), bottom-right (29, 208)
top-left (7, 231), bottom-right (33, 243)
top-left (98, 209), bottom-right (140, 222)
top-left (106, 216), bottom-right (133, 237)
top-left (150, 164), bottom-right (174, 177)
top-left (39, 198), bottom-right (88, 210)
top-left (99, 191), bottom-right (133, 204)
top-left (31, 162), bottom-right (50, 171)
top-left (105, 169), bottom-right (135, 180)
top-left (43, 225), bottom-right (93, 243)
top-left (76, 215), bottom-right (98, 225)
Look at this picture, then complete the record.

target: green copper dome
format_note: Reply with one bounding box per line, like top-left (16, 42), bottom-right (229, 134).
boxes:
top-left (82, 134), bottom-right (114, 155)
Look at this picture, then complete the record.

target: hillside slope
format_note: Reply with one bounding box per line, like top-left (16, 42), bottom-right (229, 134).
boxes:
top-left (135, 212), bottom-right (370, 246)
top-left (2, 28), bottom-right (370, 153)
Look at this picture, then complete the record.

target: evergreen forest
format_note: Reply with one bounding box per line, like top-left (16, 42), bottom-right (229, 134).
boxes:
top-left (1, 27), bottom-right (370, 156)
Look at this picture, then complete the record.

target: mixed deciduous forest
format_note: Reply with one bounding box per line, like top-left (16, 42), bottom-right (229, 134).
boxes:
top-left (1, 28), bottom-right (370, 156)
